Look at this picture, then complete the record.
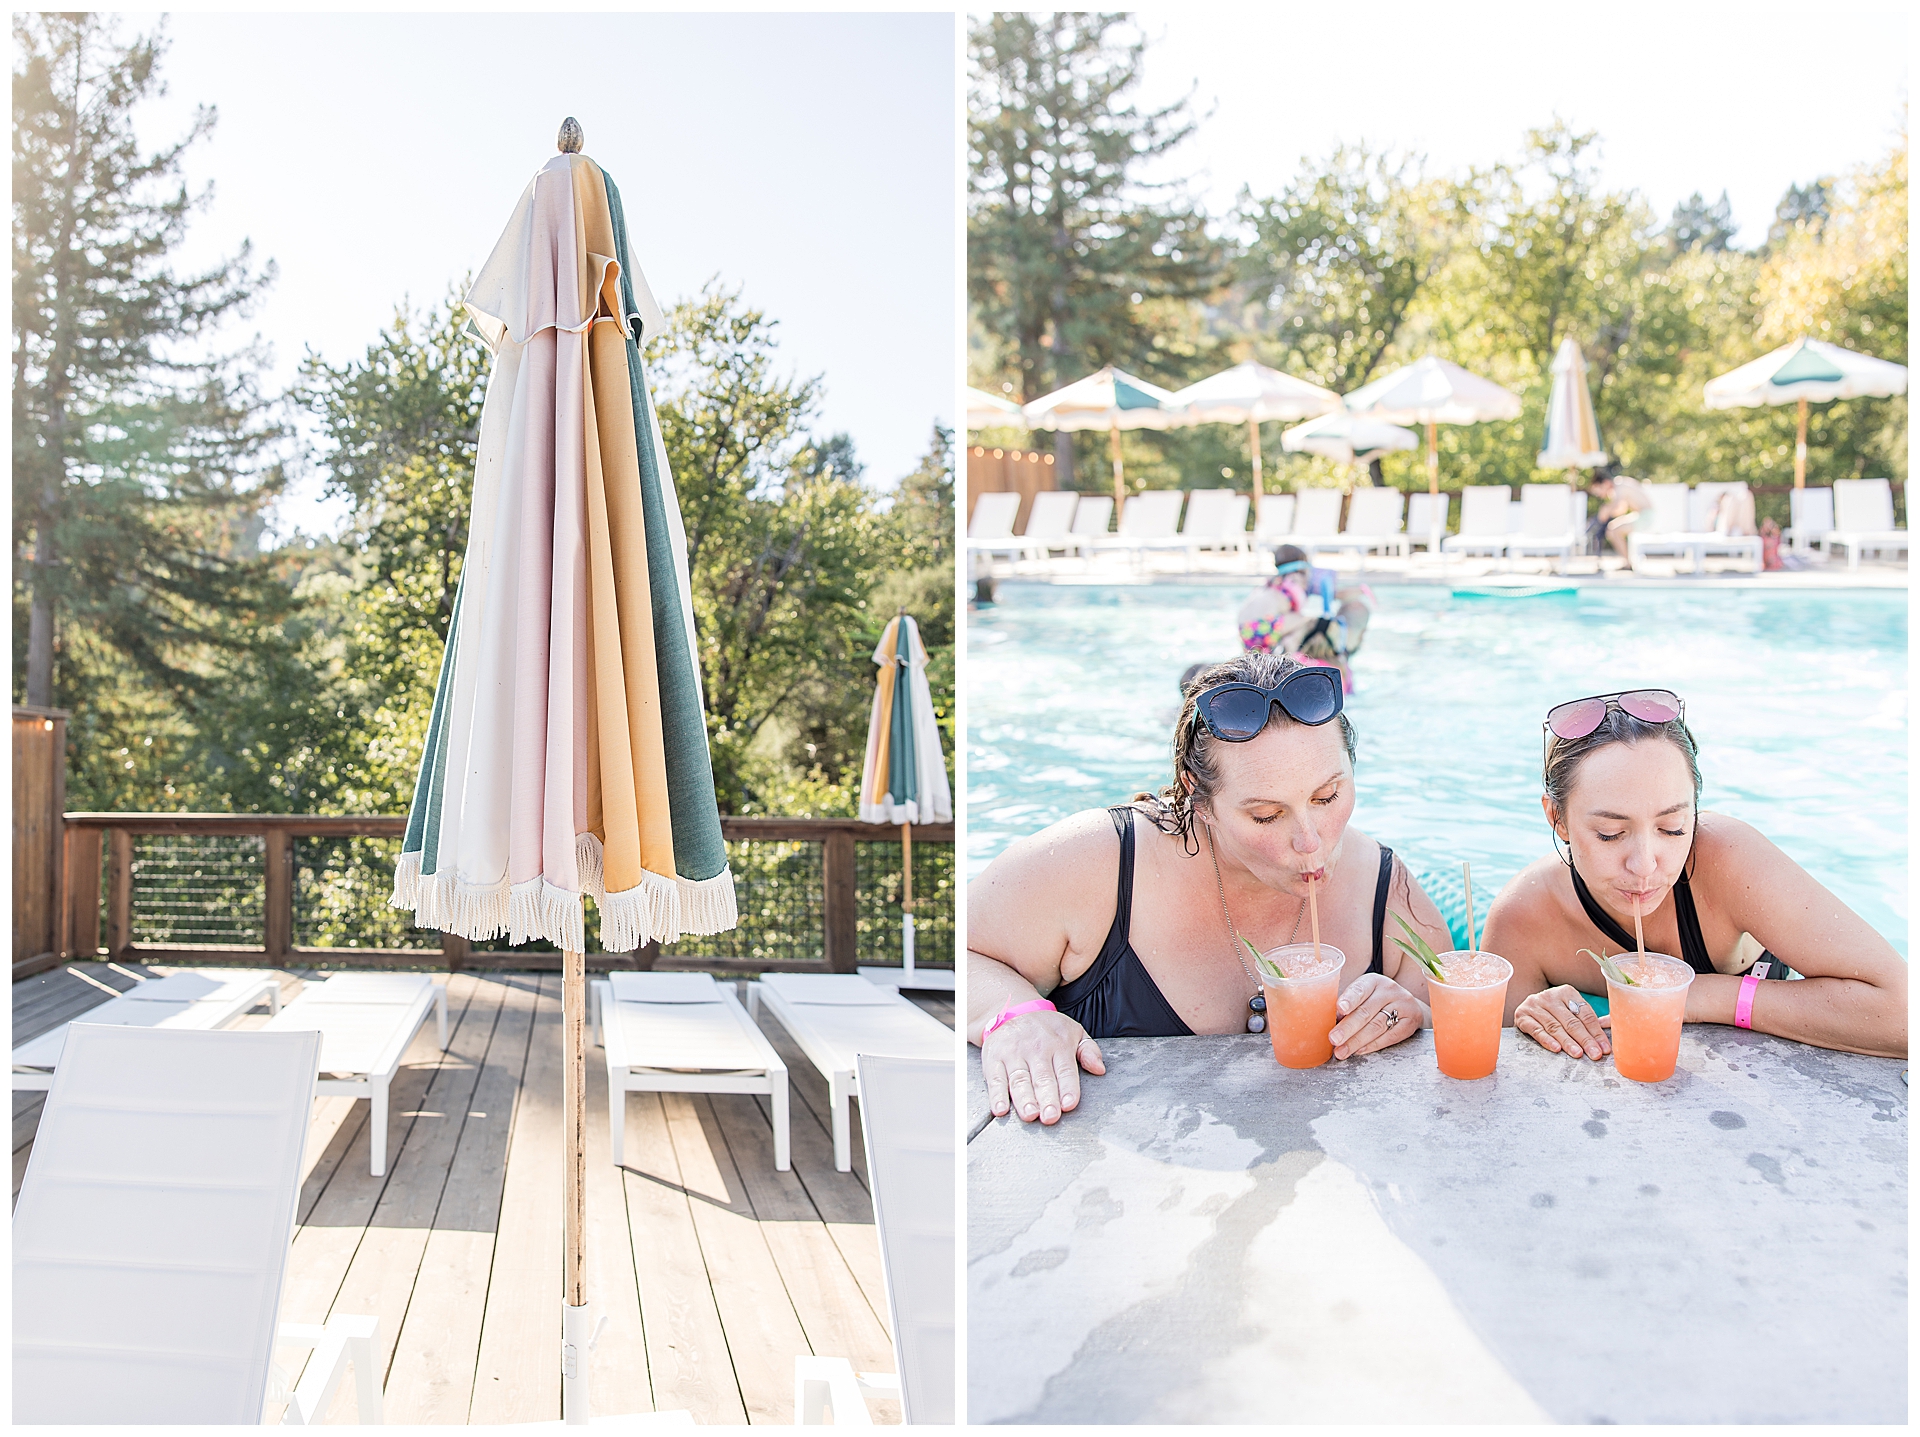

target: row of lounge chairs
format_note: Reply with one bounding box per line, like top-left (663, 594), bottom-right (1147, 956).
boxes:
top-left (14, 967), bottom-right (956, 1423)
top-left (967, 477), bottom-right (1909, 574)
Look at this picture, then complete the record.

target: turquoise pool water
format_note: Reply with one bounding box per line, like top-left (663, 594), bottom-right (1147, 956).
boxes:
top-left (967, 582), bottom-right (1908, 955)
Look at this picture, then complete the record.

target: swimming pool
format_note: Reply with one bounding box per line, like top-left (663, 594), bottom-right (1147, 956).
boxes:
top-left (966, 582), bottom-right (1908, 955)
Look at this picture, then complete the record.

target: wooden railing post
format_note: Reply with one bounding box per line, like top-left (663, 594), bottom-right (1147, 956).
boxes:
top-left (441, 932), bottom-right (469, 972)
top-left (823, 831), bottom-right (857, 972)
top-left (264, 828), bottom-right (291, 965)
top-left (64, 824), bottom-right (102, 958)
top-left (107, 828), bottom-right (133, 960)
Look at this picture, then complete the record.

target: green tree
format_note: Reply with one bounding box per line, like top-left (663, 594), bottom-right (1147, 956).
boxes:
top-left (1667, 190), bottom-right (1736, 253)
top-left (968, 11), bottom-right (1224, 487)
top-left (12, 13), bottom-right (314, 811)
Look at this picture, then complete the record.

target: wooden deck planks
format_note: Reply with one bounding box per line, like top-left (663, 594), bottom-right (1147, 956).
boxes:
top-left (468, 976), bottom-right (564, 1424)
top-left (381, 973), bottom-right (538, 1424)
top-left (10, 966), bottom-right (952, 1425)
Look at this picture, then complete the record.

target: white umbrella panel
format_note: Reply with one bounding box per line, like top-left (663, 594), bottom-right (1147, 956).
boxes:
top-left (966, 385), bottom-right (1026, 430)
top-left (1168, 361), bottom-right (1341, 501)
top-left (1343, 355), bottom-right (1524, 494)
top-left (1703, 337), bottom-right (1909, 488)
top-left (1281, 411), bottom-right (1420, 465)
top-left (1021, 365), bottom-right (1190, 515)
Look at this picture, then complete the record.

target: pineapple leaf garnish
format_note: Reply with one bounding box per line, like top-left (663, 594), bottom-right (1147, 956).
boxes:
top-left (1580, 946), bottom-right (1637, 986)
top-left (1391, 911), bottom-right (1448, 984)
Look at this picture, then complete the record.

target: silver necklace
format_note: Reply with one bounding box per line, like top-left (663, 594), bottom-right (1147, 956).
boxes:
top-left (1205, 824), bottom-right (1305, 1034)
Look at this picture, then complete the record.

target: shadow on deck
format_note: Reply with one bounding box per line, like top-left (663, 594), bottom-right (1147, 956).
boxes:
top-left (12, 961), bottom-right (955, 1424)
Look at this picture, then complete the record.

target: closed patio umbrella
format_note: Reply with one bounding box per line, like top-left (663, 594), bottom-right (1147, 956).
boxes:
top-left (1168, 360), bottom-right (1340, 503)
top-left (1343, 355), bottom-right (1524, 496)
top-left (1021, 365), bottom-right (1190, 517)
top-left (967, 384), bottom-right (1025, 429)
top-left (1538, 336), bottom-right (1608, 470)
top-left (389, 120), bottom-right (737, 1424)
top-left (856, 611), bottom-right (953, 992)
top-left (1703, 337), bottom-right (1908, 487)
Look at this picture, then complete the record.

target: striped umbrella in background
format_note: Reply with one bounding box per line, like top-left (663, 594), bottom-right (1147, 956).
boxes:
top-left (1021, 365), bottom-right (1191, 519)
top-left (856, 611), bottom-right (953, 993)
top-left (389, 120), bottom-right (737, 1424)
top-left (1704, 336), bottom-right (1908, 487)
top-left (1538, 337), bottom-right (1608, 471)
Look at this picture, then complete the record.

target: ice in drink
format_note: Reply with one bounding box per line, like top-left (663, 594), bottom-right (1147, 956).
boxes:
top-left (1256, 942), bottom-right (1346, 1069)
top-left (1427, 950), bottom-right (1512, 1080)
top-left (1604, 953), bottom-right (1694, 1082)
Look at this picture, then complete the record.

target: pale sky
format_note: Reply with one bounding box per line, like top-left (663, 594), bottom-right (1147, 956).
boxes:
top-left (1121, 2), bottom-right (1908, 246)
top-left (126, 11), bottom-right (955, 541)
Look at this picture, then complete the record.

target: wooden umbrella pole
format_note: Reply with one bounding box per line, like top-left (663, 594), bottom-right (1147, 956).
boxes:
top-left (1249, 416), bottom-right (1263, 506)
top-left (561, 940), bottom-right (588, 1420)
top-left (1109, 420), bottom-right (1125, 518)
top-left (901, 822), bottom-right (914, 912)
top-left (1794, 397), bottom-right (1808, 489)
top-left (1426, 420), bottom-right (1440, 496)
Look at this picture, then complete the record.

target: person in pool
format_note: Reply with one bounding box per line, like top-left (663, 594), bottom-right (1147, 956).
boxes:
top-left (1486, 688), bottom-right (1908, 1060)
top-left (967, 649), bottom-right (1454, 1125)
top-left (1237, 545), bottom-right (1373, 693)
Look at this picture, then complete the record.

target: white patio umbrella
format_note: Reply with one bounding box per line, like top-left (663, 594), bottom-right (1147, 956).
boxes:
top-left (391, 122), bottom-right (737, 1424)
top-left (857, 611), bottom-right (953, 992)
top-left (1703, 337), bottom-right (1909, 488)
top-left (1281, 410), bottom-right (1419, 465)
top-left (966, 385), bottom-right (1026, 429)
top-left (1342, 355), bottom-right (1524, 496)
top-left (1538, 336), bottom-right (1608, 470)
top-left (1021, 365), bottom-right (1190, 516)
top-left (1167, 361), bottom-right (1341, 503)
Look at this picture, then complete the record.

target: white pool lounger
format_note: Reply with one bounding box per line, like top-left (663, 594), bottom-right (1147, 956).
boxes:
top-left (747, 974), bottom-right (954, 1173)
top-left (11, 968), bottom-right (282, 1092)
top-left (260, 972), bottom-right (448, 1179)
top-left (591, 971), bottom-right (791, 1171)
top-left (13, 1023), bottom-right (382, 1425)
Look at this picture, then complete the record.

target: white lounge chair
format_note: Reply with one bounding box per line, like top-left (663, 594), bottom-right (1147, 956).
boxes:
top-left (590, 971), bottom-right (790, 1171)
top-left (1442, 486), bottom-right (1512, 558)
top-left (794, 1054), bottom-right (954, 1426)
top-left (1507, 483), bottom-right (1578, 570)
top-left (1405, 492), bottom-right (1451, 552)
top-left (746, 974), bottom-right (952, 1173)
top-left (1067, 494), bottom-right (1112, 549)
top-left (1289, 488), bottom-right (1345, 560)
top-left (13, 1023), bottom-right (382, 1425)
top-left (1090, 490), bottom-right (1185, 566)
top-left (1826, 478), bottom-right (1908, 568)
top-left (1314, 487), bottom-right (1407, 564)
top-left (12, 968), bottom-right (282, 1091)
top-left (1254, 493), bottom-right (1296, 551)
top-left (260, 972), bottom-right (448, 1178)
top-left (1017, 490), bottom-right (1082, 561)
top-left (1629, 483), bottom-right (1762, 573)
top-left (1136, 488), bottom-right (1238, 569)
top-left (964, 491), bottom-right (1024, 564)
top-left (1786, 486), bottom-right (1835, 554)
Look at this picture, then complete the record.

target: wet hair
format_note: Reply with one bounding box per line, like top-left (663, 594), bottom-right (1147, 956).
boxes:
top-left (1135, 649), bottom-right (1358, 850)
top-left (1543, 705), bottom-right (1702, 828)
top-left (1273, 544), bottom-right (1310, 571)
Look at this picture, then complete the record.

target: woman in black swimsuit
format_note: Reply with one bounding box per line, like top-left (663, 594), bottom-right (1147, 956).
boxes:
top-left (968, 650), bottom-right (1453, 1126)
top-left (1488, 689), bottom-right (1906, 1060)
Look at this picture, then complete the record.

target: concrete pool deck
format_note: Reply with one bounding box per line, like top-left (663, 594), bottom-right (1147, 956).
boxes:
top-left (967, 1029), bottom-right (1907, 1425)
top-left (972, 549), bottom-right (1909, 589)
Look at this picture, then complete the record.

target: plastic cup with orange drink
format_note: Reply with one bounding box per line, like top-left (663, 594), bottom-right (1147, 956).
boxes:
top-left (1426, 950), bottom-right (1513, 1079)
top-left (1255, 942), bottom-right (1345, 1069)
top-left (1603, 951), bottom-right (1694, 1082)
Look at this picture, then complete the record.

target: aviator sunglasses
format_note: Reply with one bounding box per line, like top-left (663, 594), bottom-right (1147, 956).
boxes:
top-left (1543, 689), bottom-right (1686, 755)
top-left (1194, 667), bottom-right (1344, 742)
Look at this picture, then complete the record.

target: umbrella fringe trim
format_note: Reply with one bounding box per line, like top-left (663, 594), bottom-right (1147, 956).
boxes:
top-left (391, 849), bottom-right (423, 910)
top-left (598, 869), bottom-right (685, 952)
top-left (509, 876), bottom-right (586, 953)
top-left (675, 868), bottom-right (738, 939)
top-left (575, 831), bottom-right (606, 903)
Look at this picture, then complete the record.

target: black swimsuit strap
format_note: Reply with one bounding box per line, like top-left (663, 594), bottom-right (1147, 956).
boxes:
top-left (1370, 845), bottom-right (1393, 975)
top-left (1568, 860), bottom-right (1786, 977)
top-left (1108, 804), bottom-right (1136, 938)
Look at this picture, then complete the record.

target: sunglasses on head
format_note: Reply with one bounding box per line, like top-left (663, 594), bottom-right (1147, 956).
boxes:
top-left (1194, 667), bottom-right (1344, 742)
top-left (1544, 689), bottom-right (1685, 746)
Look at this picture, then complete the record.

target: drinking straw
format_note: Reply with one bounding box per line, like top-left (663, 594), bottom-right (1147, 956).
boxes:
top-left (1307, 872), bottom-right (1322, 968)
top-left (1632, 892), bottom-right (1646, 960)
top-left (1463, 860), bottom-right (1477, 955)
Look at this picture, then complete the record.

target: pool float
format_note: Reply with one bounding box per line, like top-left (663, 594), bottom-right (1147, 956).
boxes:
top-left (1450, 578), bottom-right (1579, 599)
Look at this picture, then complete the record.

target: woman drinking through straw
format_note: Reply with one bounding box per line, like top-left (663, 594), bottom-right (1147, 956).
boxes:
top-left (1486, 689), bottom-right (1907, 1060)
top-left (966, 650), bottom-right (1452, 1126)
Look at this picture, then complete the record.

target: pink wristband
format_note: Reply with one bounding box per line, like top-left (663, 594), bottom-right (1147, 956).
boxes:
top-left (983, 998), bottom-right (1055, 1038)
top-left (1734, 961), bottom-right (1771, 1029)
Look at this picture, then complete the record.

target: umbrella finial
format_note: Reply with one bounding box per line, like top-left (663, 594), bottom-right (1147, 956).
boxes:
top-left (557, 117), bottom-right (584, 154)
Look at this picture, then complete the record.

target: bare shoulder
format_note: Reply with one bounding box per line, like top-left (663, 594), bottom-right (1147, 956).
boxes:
top-left (1485, 855), bottom-right (1574, 933)
top-left (968, 806), bottom-right (1130, 974)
